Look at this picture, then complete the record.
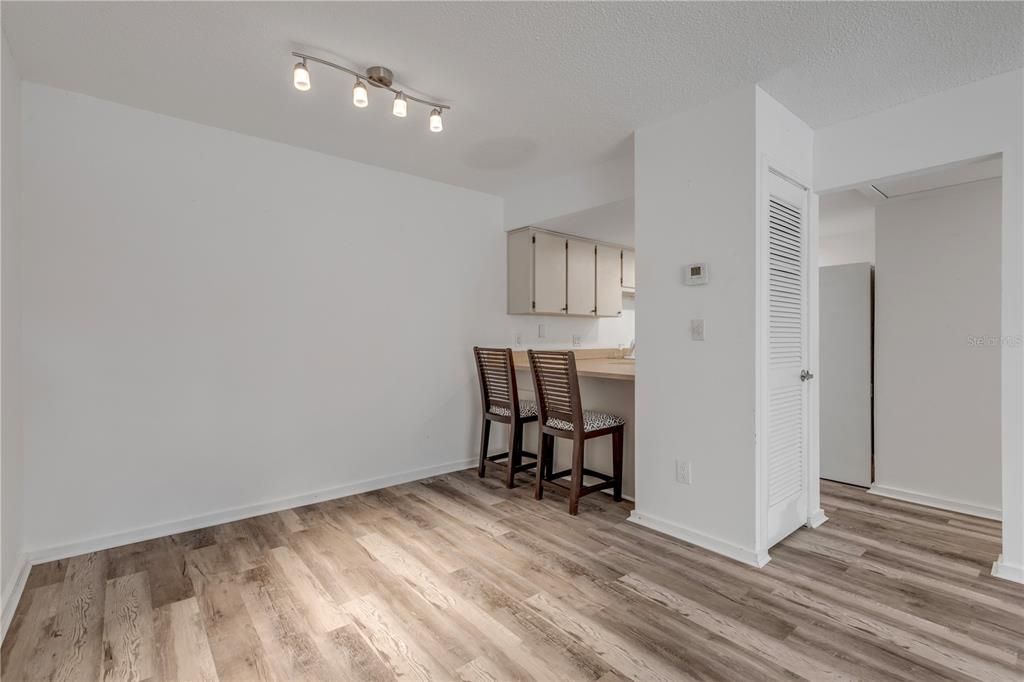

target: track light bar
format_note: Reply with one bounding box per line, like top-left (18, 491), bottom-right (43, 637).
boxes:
top-left (290, 51), bottom-right (450, 131)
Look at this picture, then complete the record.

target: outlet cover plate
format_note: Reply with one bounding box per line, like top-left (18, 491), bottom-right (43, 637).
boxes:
top-left (676, 460), bottom-right (692, 485)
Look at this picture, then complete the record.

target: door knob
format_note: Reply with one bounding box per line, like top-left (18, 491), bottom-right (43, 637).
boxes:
top-left (800, 369), bottom-right (814, 382)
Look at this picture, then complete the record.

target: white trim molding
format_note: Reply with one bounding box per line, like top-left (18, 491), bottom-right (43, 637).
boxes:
top-left (1, 554), bottom-right (31, 640)
top-left (23, 458), bottom-right (477, 566)
top-left (991, 555), bottom-right (1024, 584)
top-left (806, 508), bottom-right (828, 528)
top-left (628, 510), bottom-right (771, 568)
top-left (867, 484), bottom-right (1001, 520)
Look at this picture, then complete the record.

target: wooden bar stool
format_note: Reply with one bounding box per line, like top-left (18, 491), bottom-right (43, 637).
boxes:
top-left (473, 347), bottom-right (539, 488)
top-left (527, 350), bottom-right (625, 515)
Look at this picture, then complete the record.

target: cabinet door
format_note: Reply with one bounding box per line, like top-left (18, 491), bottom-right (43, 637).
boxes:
top-left (621, 249), bottom-right (636, 290)
top-left (566, 239), bottom-right (597, 315)
top-left (507, 230), bottom-right (534, 314)
top-left (596, 244), bottom-right (623, 317)
top-left (533, 232), bottom-right (567, 314)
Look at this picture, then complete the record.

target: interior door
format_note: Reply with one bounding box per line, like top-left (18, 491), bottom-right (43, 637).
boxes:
top-left (595, 244), bottom-right (623, 317)
top-left (566, 238), bottom-right (596, 315)
top-left (764, 170), bottom-right (811, 547)
top-left (533, 232), bottom-right (567, 314)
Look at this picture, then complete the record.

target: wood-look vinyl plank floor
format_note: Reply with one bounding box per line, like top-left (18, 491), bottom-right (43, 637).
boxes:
top-left (3, 475), bottom-right (1022, 681)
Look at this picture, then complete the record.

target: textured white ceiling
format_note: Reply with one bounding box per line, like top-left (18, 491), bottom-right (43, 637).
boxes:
top-left (3, 2), bottom-right (1021, 195)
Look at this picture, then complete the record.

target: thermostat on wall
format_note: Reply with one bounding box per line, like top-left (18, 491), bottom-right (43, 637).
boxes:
top-left (684, 263), bottom-right (709, 286)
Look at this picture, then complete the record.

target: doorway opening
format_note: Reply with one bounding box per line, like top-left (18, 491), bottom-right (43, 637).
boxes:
top-left (818, 155), bottom-right (1003, 528)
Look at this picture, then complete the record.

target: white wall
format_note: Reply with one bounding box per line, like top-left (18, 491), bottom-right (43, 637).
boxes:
top-left (819, 192), bottom-right (876, 266)
top-left (19, 84), bottom-right (506, 557)
top-left (1, 26), bottom-right (26, 630)
top-left (502, 154), bottom-right (633, 230)
top-left (536, 198), bottom-right (635, 248)
top-left (503, 298), bottom-right (635, 353)
top-left (820, 230), bottom-right (875, 267)
top-left (633, 87), bottom-right (761, 562)
top-left (814, 69), bottom-right (1023, 582)
top-left (633, 86), bottom-right (815, 566)
top-left (873, 179), bottom-right (1002, 516)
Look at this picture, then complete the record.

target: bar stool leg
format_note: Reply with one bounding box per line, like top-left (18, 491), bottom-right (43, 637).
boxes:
top-left (478, 418), bottom-right (491, 478)
top-left (569, 437), bottom-right (585, 516)
top-left (506, 421), bottom-right (519, 488)
top-left (534, 430), bottom-right (546, 500)
top-left (612, 426), bottom-right (624, 502)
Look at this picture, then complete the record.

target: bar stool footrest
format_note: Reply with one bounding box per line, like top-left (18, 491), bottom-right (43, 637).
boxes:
top-left (486, 451), bottom-right (539, 463)
top-left (540, 479), bottom-right (616, 496)
top-left (545, 467), bottom-right (613, 482)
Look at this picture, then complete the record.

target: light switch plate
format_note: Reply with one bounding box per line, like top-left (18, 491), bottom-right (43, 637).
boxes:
top-left (690, 319), bottom-right (705, 341)
top-left (538, 323), bottom-right (546, 339)
top-left (572, 335), bottom-right (582, 347)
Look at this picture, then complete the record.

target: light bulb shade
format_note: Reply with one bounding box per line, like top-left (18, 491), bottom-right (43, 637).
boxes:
top-left (392, 92), bottom-right (408, 118)
top-left (352, 79), bottom-right (369, 108)
top-left (429, 109), bottom-right (443, 132)
top-left (293, 62), bottom-right (310, 91)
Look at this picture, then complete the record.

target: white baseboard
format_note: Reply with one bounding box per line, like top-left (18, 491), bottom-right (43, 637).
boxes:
top-left (867, 484), bottom-right (1001, 520)
top-left (627, 510), bottom-right (770, 568)
top-left (25, 458), bottom-right (477, 566)
top-left (1, 554), bottom-right (31, 641)
top-left (806, 508), bottom-right (828, 528)
top-left (991, 555), bottom-right (1024, 584)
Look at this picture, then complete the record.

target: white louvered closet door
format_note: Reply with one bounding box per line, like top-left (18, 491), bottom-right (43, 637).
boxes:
top-left (765, 170), bottom-right (811, 547)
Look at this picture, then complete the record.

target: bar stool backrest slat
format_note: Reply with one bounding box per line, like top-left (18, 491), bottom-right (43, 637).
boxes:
top-left (527, 350), bottom-right (583, 431)
top-left (473, 347), bottom-right (519, 417)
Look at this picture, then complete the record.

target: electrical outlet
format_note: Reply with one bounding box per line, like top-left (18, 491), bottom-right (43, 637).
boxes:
top-left (676, 460), bottom-right (692, 485)
top-left (690, 319), bottom-right (705, 341)
top-left (514, 333), bottom-right (522, 346)
top-left (572, 335), bottom-right (582, 347)
top-left (538, 323), bottom-right (546, 339)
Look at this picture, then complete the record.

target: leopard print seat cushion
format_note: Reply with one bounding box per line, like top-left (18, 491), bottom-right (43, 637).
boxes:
top-left (546, 410), bottom-right (625, 432)
top-left (488, 399), bottom-right (538, 418)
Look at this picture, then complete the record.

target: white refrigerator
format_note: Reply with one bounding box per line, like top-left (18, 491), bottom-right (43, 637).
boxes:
top-left (819, 263), bottom-right (873, 486)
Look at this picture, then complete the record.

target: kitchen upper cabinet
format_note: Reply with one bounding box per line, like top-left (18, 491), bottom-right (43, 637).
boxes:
top-left (508, 229), bottom-right (567, 314)
top-left (567, 239), bottom-right (597, 315)
top-left (621, 249), bottom-right (636, 292)
top-left (596, 244), bottom-right (623, 317)
top-left (533, 232), bottom-right (568, 313)
top-left (507, 227), bottom-right (627, 317)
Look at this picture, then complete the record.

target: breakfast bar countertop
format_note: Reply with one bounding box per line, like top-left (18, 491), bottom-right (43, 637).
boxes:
top-left (512, 348), bottom-right (635, 381)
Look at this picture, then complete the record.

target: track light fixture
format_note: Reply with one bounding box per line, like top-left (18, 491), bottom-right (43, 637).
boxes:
top-left (392, 91), bottom-right (408, 118)
top-left (292, 59), bottom-right (310, 92)
top-left (290, 51), bottom-right (451, 132)
top-left (352, 78), bottom-right (369, 108)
